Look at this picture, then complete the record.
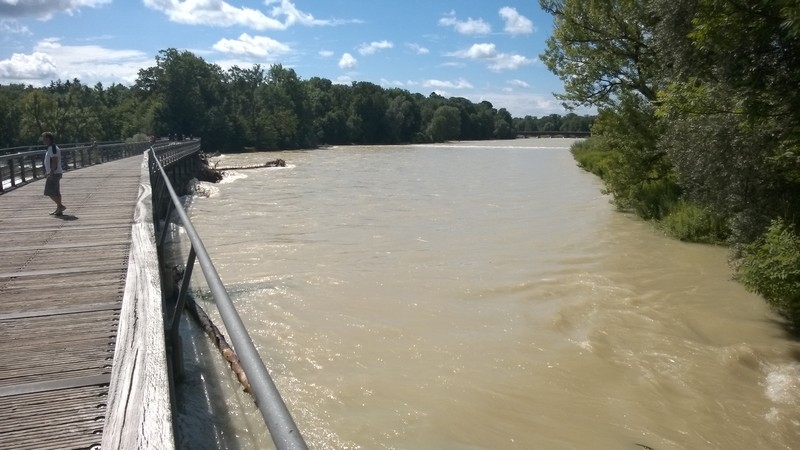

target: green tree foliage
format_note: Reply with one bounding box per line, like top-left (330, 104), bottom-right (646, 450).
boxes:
top-left (541, 0), bottom-right (800, 322)
top-left (738, 219), bottom-right (800, 325)
top-left (540, 0), bottom-right (659, 108)
top-left (0, 48), bottom-right (593, 151)
top-left (427, 106), bottom-right (462, 142)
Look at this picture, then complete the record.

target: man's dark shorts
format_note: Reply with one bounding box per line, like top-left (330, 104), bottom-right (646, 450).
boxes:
top-left (44, 174), bottom-right (62, 197)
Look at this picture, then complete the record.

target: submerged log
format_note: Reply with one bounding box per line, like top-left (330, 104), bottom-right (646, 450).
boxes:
top-left (184, 295), bottom-right (252, 393)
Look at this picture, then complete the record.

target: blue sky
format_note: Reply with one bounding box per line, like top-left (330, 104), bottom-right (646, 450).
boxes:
top-left (0, 0), bottom-right (579, 118)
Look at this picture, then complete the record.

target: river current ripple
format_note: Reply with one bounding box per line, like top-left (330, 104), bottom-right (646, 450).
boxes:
top-left (170, 139), bottom-right (800, 450)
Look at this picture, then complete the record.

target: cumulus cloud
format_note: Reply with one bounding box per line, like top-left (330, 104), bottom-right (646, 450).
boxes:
top-left (423, 78), bottom-right (473, 90)
top-left (358, 40), bottom-right (393, 56)
top-left (488, 54), bottom-right (533, 72)
top-left (318, 50), bottom-right (334, 58)
top-left (499, 7), bottom-right (534, 35)
top-left (0, 38), bottom-right (150, 85)
top-left (507, 79), bottom-right (530, 88)
top-left (407, 43), bottom-right (429, 55)
top-left (143, 0), bottom-right (353, 30)
top-left (454, 43), bottom-right (498, 59)
top-left (338, 52), bottom-right (356, 69)
top-left (0, 52), bottom-right (56, 80)
top-left (0, 0), bottom-right (110, 19)
top-left (270, 0), bottom-right (334, 27)
top-left (449, 43), bottom-right (534, 72)
top-left (212, 33), bottom-right (290, 58)
top-left (143, 0), bottom-right (284, 30)
top-left (438, 11), bottom-right (490, 35)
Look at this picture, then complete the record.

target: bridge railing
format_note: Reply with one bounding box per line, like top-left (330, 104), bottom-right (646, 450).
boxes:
top-left (0, 141), bottom-right (152, 194)
top-left (147, 146), bottom-right (308, 450)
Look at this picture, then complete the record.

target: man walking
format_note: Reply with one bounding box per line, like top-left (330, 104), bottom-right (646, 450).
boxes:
top-left (42, 132), bottom-right (66, 216)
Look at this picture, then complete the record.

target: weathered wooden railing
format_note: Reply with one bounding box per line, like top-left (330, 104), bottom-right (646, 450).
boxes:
top-left (0, 141), bottom-right (151, 194)
top-left (147, 144), bottom-right (308, 450)
top-left (103, 139), bottom-right (206, 450)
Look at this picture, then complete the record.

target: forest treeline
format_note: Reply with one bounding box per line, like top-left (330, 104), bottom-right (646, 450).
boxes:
top-left (0, 48), bottom-right (592, 151)
top-left (540, 0), bottom-right (800, 324)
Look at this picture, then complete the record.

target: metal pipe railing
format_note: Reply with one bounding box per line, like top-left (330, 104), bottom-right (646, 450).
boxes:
top-left (0, 141), bottom-right (152, 193)
top-left (148, 147), bottom-right (308, 450)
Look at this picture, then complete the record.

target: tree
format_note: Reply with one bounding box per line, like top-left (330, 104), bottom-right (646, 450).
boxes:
top-left (494, 108), bottom-right (515, 139)
top-left (349, 81), bottom-right (388, 143)
top-left (654, 0), bottom-right (800, 243)
top-left (539, 0), bottom-right (659, 108)
top-left (20, 90), bottom-right (57, 139)
top-left (427, 105), bottom-right (461, 142)
top-left (227, 64), bottom-right (265, 147)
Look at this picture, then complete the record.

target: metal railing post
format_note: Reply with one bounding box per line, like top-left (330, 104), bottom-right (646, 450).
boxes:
top-left (169, 247), bottom-right (196, 381)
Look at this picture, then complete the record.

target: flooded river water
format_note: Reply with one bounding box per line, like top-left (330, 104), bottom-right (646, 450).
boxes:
top-left (170, 139), bottom-right (800, 449)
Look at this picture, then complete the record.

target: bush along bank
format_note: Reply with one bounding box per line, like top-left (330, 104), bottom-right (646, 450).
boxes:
top-left (570, 136), bottom-right (800, 329)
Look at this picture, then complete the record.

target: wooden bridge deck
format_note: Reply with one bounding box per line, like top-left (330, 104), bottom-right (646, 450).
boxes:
top-left (0, 155), bottom-right (145, 450)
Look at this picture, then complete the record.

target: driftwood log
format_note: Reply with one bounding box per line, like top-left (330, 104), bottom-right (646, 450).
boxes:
top-left (184, 295), bottom-right (252, 393)
top-left (216, 159), bottom-right (286, 171)
top-left (197, 154), bottom-right (224, 182)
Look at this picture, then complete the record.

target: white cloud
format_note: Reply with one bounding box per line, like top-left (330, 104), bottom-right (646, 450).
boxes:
top-left (338, 52), bottom-right (357, 69)
top-left (488, 53), bottom-right (534, 72)
top-left (0, 0), bottom-right (110, 19)
top-left (454, 43), bottom-right (498, 59)
top-left (358, 40), bottom-right (393, 56)
top-left (499, 7), bottom-right (534, 35)
top-left (0, 52), bottom-right (56, 80)
top-left (507, 79), bottom-right (530, 88)
top-left (270, 0), bottom-right (333, 26)
top-left (144, 0), bottom-right (285, 30)
top-left (439, 11), bottom-right (491, 35)
top-left (212, 33), bottom-right (290, 58)
top-left (0, 38), bottom-right (151, 85)
top-left (423, 78), bottom-right (473, 90)
top-left (407, 43), bottom-right (429, 55)
top-left (144, 0), bottom-right (354, 31)
top-left (449, 43), bottom-right (534, 72)
top-left (318, 50), bottom-right (334, 58)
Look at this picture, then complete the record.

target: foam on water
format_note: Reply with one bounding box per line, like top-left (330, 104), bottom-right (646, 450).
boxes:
top-left (765, 363), bottom-right (800, 405)
top-left (188, 178), bottom-right (220, 198)
top-left (218, 170), bottom-right (248, 184)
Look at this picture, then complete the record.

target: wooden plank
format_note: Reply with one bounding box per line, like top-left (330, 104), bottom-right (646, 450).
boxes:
top-left (0, 240), bottom-right (130, 252)
top-left (0, 302), bottom-right (120, 320)
top-left (0, 374), bottom-right (111, 398)
top-left (0, 154), bottom-right (175, 450)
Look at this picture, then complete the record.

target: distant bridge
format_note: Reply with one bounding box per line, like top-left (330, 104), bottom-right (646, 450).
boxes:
top-left (517, 130), bottom-right (590, 138)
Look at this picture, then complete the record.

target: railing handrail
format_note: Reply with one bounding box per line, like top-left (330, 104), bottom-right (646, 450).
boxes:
top-left (147, 147), bottom-right (308, 450)
top-left (1, 141), bottom-right (152, 193)
top-left (0, 139), bottom-right (126, 156)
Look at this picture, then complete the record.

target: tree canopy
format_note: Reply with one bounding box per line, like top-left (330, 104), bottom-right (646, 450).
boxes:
top-left (0, 48), bottom-right (592, 151)
top-left (541, 0), bottom-right (800, 324)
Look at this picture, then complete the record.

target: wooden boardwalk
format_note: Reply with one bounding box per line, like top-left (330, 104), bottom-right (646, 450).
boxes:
top-left (0, 155), bottom-right (146, 450)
